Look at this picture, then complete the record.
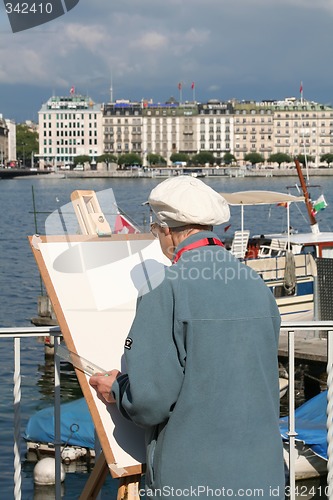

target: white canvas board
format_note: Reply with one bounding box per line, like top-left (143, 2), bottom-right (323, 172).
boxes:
top-left (37, 236), bottom-right (169, 470)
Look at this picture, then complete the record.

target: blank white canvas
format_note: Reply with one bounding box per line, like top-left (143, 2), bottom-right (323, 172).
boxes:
top-left (38, 236), bottom-right (169, 470)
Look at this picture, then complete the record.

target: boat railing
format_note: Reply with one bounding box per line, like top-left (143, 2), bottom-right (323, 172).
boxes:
top-left (281, 321), bottom-right (333, 500)
top-left (246, 253), bottom-right (317, 282)
top-left (2, 321), bottom-right (333, 500)
top-left (0, 326), bottom-right (63, 500)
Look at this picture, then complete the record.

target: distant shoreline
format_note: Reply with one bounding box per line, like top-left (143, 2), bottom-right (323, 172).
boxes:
top-left (60, 167), bottom-right (333, 179)
top-left (3, 166), bottom-right (333, 180)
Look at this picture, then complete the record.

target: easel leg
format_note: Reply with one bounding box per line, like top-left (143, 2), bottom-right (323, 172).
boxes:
top-left (117, 474), bottom-right (141, 500)
top-left (80, 451), bottom-right (109, 499)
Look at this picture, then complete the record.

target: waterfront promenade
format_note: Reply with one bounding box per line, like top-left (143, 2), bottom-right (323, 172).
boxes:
top-left (59, 166), bottom-right (333, 179)
top-left (2, 165), bottom-right (333, 180)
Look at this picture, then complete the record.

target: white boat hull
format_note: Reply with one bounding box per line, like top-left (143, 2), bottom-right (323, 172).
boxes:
top-left (283, 442), bottom-right (327, 481)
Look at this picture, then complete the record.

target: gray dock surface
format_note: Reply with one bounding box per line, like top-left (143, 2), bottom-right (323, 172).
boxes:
top-left (279, 332), bottom-right (327, 363)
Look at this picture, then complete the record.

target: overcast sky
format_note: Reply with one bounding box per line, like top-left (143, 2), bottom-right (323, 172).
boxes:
top-left (1, 0), bottom-right (333, 122)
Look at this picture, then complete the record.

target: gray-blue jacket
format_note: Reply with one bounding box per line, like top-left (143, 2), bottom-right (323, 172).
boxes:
top-left (113, 231), bottom-right (285, 499)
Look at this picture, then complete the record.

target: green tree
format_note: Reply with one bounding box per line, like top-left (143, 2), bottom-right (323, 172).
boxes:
top-left (320, 153), bottom-right (333, 167)
top-left (296, 154), bottom-right (315, 166)
top-left (118, 153), bottom-right (142, 168)
top-left (170, 153), bottom-right (190, 164)
top-left (190, 151), bottom-right (215, 166)
top-left (96, 154), bottom-right (118, 164)
top-left (222, 152), bottom-right (236, 165)
top-left (267, 153), bottom-right (292, 168)
top-left (147, 153), bottom-right (166, 165)
top-left (244, 152), bottom-right (265, 166)
top-left (74, 155), bottom-right (91, 166)
top-left (16, 124), bottom-right (39, 167)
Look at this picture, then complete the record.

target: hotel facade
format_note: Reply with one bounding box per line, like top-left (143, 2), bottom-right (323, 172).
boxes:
top-left (37, 94), bottom-right (333, 169)
top-left (38, 95), bottom-right (103, 169)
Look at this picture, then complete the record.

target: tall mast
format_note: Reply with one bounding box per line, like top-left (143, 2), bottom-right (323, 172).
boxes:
top-left (294, 158), bottom-right (320, 234)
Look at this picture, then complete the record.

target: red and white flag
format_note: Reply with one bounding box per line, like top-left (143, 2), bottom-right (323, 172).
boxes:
top-left (70, 86), bottom-right (75, 95)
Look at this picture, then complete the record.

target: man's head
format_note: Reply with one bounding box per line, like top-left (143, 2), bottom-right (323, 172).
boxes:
top-left (148, 175), bottom-right (230, 228)
top-left (148, 176), bottom-right (230, 259)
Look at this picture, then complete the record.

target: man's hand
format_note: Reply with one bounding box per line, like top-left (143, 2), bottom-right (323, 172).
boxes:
top-left (89, 370), bottom-right (121, 405)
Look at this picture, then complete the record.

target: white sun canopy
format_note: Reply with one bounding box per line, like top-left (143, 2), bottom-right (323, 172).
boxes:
top-left (219, 191), bottom-right (305, 248)
top-left (220, 190), bottom-right (305, 206)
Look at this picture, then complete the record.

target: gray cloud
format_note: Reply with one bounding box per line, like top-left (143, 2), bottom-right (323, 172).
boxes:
top-left (1, 0), bottom-right (333, 120)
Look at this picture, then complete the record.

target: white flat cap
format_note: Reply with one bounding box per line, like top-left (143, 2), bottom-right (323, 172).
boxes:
top-left (148, 175), bottom-right (230, 227)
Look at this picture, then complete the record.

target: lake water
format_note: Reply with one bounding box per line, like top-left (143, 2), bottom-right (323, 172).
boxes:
top-left (1, 174), bottom-right (332, 499)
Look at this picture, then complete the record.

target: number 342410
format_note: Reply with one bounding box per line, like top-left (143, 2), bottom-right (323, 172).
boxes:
top-left (5, 3), bottom-right (53, 14)
top-left (285, 485), bottom-right (329, 497)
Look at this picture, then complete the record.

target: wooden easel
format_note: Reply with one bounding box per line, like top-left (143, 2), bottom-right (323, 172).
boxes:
top-left (30, 192), bottom-right (165, 499)
top-left (70, 190), bottom-right (143, 498)
top-left (32, 234), bottom-right (147, 498)
top-left (79, 452), bottom-right (141, 500)
top-left (71, 190), bottom-right (112, 236)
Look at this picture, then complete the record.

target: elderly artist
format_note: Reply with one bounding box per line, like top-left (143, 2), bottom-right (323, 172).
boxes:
top-left (90, 176), bottom-right (285, 499)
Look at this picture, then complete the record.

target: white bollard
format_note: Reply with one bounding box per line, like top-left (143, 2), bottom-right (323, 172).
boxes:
top-left (33, 457), bottom-right (66, 485)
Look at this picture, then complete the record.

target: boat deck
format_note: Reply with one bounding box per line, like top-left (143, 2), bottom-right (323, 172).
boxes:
top-left (279, 331), bottom-right (327, 362)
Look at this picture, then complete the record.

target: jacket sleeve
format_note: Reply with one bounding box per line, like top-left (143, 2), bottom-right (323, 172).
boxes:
top-left (112, 277), bottom-right (184, 427)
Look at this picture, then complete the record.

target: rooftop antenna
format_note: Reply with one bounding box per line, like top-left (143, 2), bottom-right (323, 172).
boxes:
top-left (110, 72), bottom-right (113, 104)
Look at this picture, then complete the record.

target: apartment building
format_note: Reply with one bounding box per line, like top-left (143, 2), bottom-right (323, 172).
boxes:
top-left (38, 94), bottom-right (103, 169)
top-left (142, 100), bottom-right (199, 164)
top-left (102, 100), bottom-right (143, 158)
top-left (197, 100), bottom-right (234, 160)
top-left (233, 99), bottom-right (333, 165)
top-left (101, 99), bottom-right (234, 166)
top-left (273, 99), bottom-right (333, 163)
top-left (102, 99), bottom-right (199, 166)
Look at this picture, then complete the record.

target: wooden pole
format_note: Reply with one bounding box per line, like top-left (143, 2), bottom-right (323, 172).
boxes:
top-left (80, 450), bottom-right (141, 500)
top-left (294, 158), bottom-right (317, 227)
top-left (79, 452), bottom-right (109, 500)
top-left (117, 474), bottom-right (141, 500)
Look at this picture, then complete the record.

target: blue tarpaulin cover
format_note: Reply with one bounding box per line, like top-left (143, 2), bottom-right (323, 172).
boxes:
top-left (279, 390), bottom-right (328, 460)
top-left (25, 391), bottom-right (329, 460)
top-left (24, 398), bottom-right (95, 449)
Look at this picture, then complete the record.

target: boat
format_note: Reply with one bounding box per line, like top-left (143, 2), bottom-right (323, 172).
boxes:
top-left (24, 398), bottom-right (95, 466)
top-left (279, 377), bottom-right (289, 398)
top-left (221, 159), bottom-right (333, 321)
top-left (280, 390), bottom-right (328, 480)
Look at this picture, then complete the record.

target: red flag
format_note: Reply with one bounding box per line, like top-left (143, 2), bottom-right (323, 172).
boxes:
top-left (191, 82), bottom-right (195, 90)
top-left (224, 224), bottom-right (231, 232)
top-left (70, 86), bottom-right (75, 95)
top-left (299, 81), bottom-right (303, 94)
top-left (114, 215), bottom-right (137, 234)
top-left (178, 82), bottom-right (182, 90)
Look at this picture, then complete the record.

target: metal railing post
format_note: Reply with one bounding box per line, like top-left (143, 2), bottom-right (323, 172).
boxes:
top-left (327, 330), bottom-right (333, 499)
top-left (54, 337), bottom-right (62, 499)
top-left (13, 337), bottom-right (22, 500)
top-left (287, 330), bottom-right (297, 500)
